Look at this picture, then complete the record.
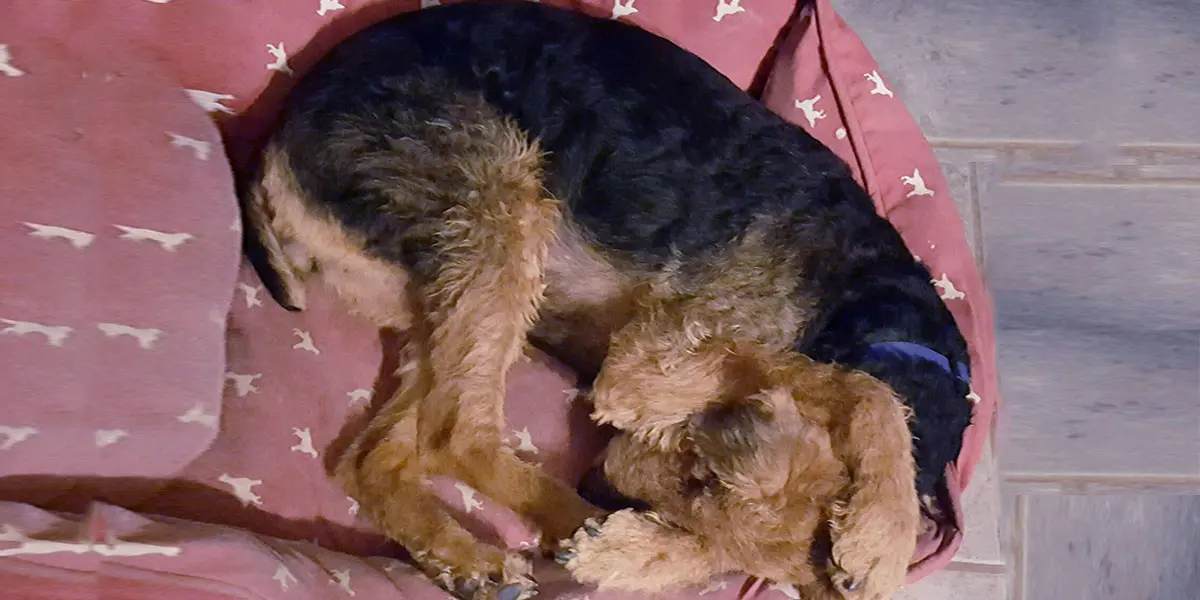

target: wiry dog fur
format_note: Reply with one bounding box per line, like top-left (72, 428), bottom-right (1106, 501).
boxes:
top-left (241, 2), bottom-right (972, 600)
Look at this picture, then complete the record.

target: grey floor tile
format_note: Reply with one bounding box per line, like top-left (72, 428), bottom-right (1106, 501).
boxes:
top-left (956, 439), bottom-right (1006, 565)
top-left (1022, 495), bottom-right (1200, 600)
top-left (933, 148), bottom-right (990, 265)
top-left (834, 0), bottom-right (1200, 144)
top-left (996, 327), bottom-right (1199, 477)
top-left (1109, 2), bottom-right (1200, 145)
top-left (983, 184), bottom-right (1200, 333)
top-left (985, 183), bottom-right (1200, 477)
top-left (894, 569), bottom-right (1008, 600)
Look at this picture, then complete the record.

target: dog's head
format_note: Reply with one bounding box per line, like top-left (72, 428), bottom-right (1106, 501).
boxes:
top-left (598, 346), bottom-right (916, 598)
top-left (239, 145), bottom-right (315, 312)
top-left (853, 346), bottom-right (972, 519)
top-left (238, 144), bottom-right (415, 330)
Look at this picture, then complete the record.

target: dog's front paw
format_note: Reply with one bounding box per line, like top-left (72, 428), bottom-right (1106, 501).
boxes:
top-left (553, 509), bottom-right (671, 591)
top-left (827, 505), bottom-right (914, 599)
top-left (415, 549), bottom-right (537, 600)
top-left (555, 509), bottom-right (715, 593)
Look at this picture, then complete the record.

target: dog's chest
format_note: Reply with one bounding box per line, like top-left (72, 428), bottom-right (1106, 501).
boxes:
top-left (532, 226), bottom-right (640, 374)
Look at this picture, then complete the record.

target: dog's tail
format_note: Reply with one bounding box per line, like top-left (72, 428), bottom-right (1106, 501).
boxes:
top-left (238, 143), bottom-right (308, 312)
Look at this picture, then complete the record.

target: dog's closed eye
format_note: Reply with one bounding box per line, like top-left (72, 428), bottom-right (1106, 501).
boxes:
top-left (684, 392), bottom-right (803, 498)
top-left (686, 395), bottom-right (775, 457)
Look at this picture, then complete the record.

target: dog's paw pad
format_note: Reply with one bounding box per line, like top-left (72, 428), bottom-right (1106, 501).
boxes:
top-left (413, 551), bottom-right (535, 600)
top-left (828, 547), bottom-right (877, 597)
top-left (452, 576), bottom-right (484, 600)
top-left (497, 583), bottom-right (536, 600)
top-left (583, 520), bottom-right (602, 537)
top-left (829, 570), bottom-right (860, 594)
top-left (556, 509), bottom-right (670, 585)
top-left (497, 554), bottom-right (536, 600)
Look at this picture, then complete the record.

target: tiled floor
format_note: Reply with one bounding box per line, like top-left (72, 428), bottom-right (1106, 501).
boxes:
top-left (837, 0), bottom-right (1200, 597)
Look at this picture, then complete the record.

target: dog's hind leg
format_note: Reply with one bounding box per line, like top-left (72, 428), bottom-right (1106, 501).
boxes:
top-left (337, 351), bottom-right (535, 600)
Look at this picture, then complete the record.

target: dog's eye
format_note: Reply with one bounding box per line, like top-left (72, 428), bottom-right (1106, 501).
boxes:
top-left (839, 578), bottom-right (859, 592)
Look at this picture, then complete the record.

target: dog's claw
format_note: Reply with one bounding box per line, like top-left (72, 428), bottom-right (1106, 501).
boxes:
top-left (582, 517), bottom-right (602, 537)
top-left (554, 550), bottom-right (576, 565)
top-left (453, 577), bottom-right (481, 599)
top-left (498, 583), bottom-right (536, 600)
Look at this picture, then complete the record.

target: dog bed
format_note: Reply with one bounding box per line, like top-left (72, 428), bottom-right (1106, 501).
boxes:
top-left (0, 1), bottom-right (998, 598)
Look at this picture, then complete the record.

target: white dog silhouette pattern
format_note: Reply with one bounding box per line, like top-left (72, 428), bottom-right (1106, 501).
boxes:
top-left (865, 70), bottom-right (894, 97)
top-left (177, 404), bottom-right (218, 427)
top-left (167, 132), bottom-right (212, 160)
top-left (1, 318), bottom-right (73, 347)
top-left (317, 0), bottom-right (345, 17)
top-left (713, 0), bottom-right (744, 22)
top-left (331, 569), bottom-right (356, 596)
top-left (454, 483), bottom-right (484, 514)
top-left (292, 329), bottom-right (321, 354)
top-left (94, 429), bottom-right (129, 448)
top-left (900, 168), bottom-right (935, 198)
top-left (114, 225), bottom-right (194, 251)
top-left (218, 474), bottom-right (264, 506)
top-left (225, 372), bottom-right (262, 397)
top-left (611, 0), bottom-right (637, 20)
top-left (184, 89), bottom-right (237, 114)
top-left (23, 223), bottom-right (95, 249)
top-left (0, 45), bottom-right (25, 77)
top-left (0, 426), bottom-right (38, 451)
top-left (97, 323), bottom-right (164, 349)
top-left (290, 427), bottom-right (319, 458)
top-left (266, 43), bottom-right (294, 76)
top-left (793, 95), bottom-right (826, 128)
top-left (931, 273), bottom-right (965, 300)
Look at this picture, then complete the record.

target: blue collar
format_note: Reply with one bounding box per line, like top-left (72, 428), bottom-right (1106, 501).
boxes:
top-left (865, 341), bottom-right (970, 384)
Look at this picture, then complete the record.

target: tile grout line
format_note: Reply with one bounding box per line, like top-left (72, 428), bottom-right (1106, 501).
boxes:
top-left (999, 175), bottom-right (1200, 187)
top-left (1004, 473), bottom-right (1200, 489)
top-left (1005, 473), bottom-right (1200, 482)
top-left (1010, 495), bottom-right (1028, 600)
top-left (968, 161), bottom-right (987, 274)
top-left (930, 138), bottom-right (1200, 153)
top-left (929, 138), bottom-right (1200, 186)
top-left (944, 559), bottom-right (1007, 575)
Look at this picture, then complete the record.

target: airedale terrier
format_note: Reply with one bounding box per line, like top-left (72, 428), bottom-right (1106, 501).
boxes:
top-left (241, 2), bottom-right (973, 600)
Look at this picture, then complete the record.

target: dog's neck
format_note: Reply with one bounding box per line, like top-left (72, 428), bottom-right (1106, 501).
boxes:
top-left (791, 268), bottom-right (968, 375)
top-left (861, 341), bottom-right (969, 384)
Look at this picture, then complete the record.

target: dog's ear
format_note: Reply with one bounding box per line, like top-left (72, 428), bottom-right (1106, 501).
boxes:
top-left (240, 178), bottom-right (308, 311)
top-left (686, 389), bottom-right (803, 498)
top-left (687, 393), bottom-right (777, 460)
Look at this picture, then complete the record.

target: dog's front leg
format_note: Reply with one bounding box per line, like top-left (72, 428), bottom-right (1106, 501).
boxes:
top-left (336, 347), bottom-right (536, 600)
top-left (825, 373), bottom-right (921, 598)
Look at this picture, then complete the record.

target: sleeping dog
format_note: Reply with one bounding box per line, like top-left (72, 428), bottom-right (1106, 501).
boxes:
top-left (242, 1), bottom-right (973, 599)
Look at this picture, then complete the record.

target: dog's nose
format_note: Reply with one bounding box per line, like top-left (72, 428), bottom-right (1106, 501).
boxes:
top-left (576, 467), bottom-right (650, 511)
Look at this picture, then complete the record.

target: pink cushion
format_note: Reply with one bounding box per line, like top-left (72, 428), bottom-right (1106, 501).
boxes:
top-left (0, 0), bottom-right (997, 595)
top-left (0, 31), bottom-right (239, 479)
